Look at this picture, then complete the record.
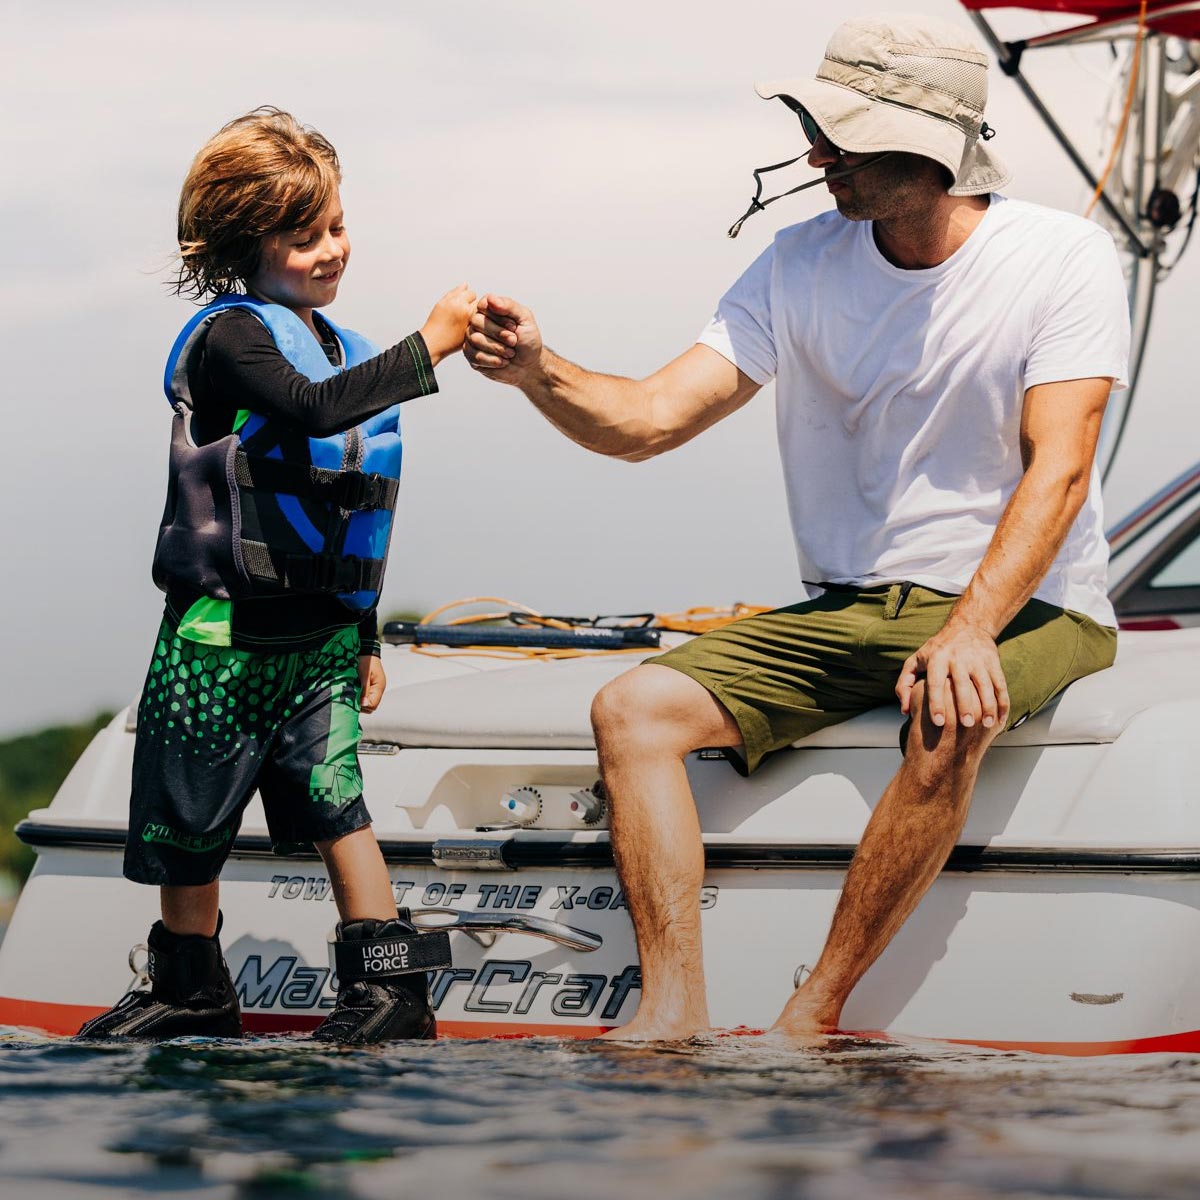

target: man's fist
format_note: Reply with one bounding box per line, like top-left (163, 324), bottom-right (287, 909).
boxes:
top-left (464, 293), bottom-right (545, 388)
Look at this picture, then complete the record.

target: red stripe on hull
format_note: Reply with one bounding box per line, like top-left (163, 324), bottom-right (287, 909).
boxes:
top-left (948, 1030), bottom-right (1200, 1056)
top-left (0, 996), bottom-right (608, 1041)
top-left (2, 996), bottom-right (1196, 1053)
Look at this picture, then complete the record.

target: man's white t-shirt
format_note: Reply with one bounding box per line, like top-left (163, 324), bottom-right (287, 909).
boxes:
top-left (698, 195), bottom-right (1130, 626)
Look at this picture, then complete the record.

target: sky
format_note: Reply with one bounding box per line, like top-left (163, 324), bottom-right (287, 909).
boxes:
top-left (3, 0), bottom-right (1198, 736)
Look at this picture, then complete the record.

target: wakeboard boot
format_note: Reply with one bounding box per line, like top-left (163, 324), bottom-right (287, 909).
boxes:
top-left (312, 911), bottom-right (450, 1045)
top-left (76, 913), bottom-right (242, 1041)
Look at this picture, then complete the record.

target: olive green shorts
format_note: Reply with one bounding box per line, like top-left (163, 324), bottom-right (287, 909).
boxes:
top-left (649, 584), bottom-right (1117, 774)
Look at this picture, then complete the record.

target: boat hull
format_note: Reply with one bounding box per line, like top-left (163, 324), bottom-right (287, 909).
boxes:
top-left (6, 632), bottom-right (1200, 1054)
top-left (3, 839), bottom-right (1199, 1055)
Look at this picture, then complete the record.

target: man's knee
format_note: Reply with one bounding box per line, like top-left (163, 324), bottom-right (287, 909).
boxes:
top-left (904, 679), bottom-right (1003, 774)
top-left (591, 666), bottom-right (686, 751)
top-left (591, 664), bottom-right (734, 759)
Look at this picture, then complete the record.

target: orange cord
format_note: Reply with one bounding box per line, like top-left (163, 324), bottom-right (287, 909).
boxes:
top-left (656, 603), bottom-right (774, 633)
top-left (418, 596), bottom-right (572, 631)
top-left (1085, 0), bottom-right (1150, 219)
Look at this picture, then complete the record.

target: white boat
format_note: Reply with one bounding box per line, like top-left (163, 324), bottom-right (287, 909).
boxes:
top-left (3, 503), bottom-right (1200, 1054)
top-left (5, 1), bottom-right (1200, 1054)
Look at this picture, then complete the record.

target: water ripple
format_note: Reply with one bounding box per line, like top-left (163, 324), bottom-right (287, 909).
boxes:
top-left (2, 1030), bottom-right (1199, 1199)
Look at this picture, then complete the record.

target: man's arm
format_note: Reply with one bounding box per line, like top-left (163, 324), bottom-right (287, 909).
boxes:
top-left (896, 375), bottom-right (1113, 729)
top-left (464, 294), bottom-right (762, 461)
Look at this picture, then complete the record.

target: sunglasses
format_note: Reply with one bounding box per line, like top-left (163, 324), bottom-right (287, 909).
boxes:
top-left (783, 98), bottom-right (845, 157)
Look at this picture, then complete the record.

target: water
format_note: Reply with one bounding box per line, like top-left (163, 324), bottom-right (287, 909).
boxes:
top-left (1, 1033), bottom-right (1198, 1199)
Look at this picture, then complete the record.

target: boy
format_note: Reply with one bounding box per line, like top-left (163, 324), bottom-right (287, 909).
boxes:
top-left (79, 108), bottom-right (473, 1044)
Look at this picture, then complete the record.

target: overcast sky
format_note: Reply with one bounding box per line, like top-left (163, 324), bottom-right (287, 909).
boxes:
top-left (3, 0), bottom-right (1198, 736)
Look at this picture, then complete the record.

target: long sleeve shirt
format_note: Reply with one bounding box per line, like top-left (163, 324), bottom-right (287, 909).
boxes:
top-left (163, 307), bottom-right (437, 656)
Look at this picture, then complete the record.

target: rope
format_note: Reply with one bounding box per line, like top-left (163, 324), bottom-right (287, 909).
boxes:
top-left (418, 596), bottom-right (573, 631)
top-left (656, 604), bottom-right (774, 633)
top-left (1085, 0), bottom-right (1149, 220)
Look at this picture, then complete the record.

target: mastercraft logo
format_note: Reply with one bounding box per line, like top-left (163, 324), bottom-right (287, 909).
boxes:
top-left (141, 822), bottom-right (232, 854)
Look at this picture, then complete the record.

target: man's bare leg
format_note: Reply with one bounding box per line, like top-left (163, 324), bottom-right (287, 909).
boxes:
top-left (772, 680), bottom-right (1002, 1036)
top-left (591, 664), bottom-right (742, 1041)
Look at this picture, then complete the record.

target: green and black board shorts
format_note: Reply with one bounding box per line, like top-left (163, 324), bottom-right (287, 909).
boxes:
top-left (125, 622), bottom-right (371, 886)
top-left (650, 583), bottom-right (1118, 775)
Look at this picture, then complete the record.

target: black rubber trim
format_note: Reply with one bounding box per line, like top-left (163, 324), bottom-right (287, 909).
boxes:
top-left (16, 821), bottom-right (1200, 875)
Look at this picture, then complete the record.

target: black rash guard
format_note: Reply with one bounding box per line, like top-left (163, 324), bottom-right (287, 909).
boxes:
top-left (163, 307), bottom-right (437, 656)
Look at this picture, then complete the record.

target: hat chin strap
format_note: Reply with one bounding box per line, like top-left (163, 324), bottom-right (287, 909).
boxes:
top-left (727, 152), bottom-right (891, 238)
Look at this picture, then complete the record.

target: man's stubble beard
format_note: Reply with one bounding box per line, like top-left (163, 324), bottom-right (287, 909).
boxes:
top-left (831, 152), bottom-right (947, 223)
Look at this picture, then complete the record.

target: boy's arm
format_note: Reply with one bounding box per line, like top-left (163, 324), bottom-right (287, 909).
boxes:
top-left (357, 610), bottom-right (386, 714)
top-left (357, 609), bottom-right (381, 659)
top-left (205, 310), bottom-right (438, 437)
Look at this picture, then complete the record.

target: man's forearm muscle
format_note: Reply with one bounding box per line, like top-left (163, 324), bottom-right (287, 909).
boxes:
top-left (464, 294), bottom-right (760, 461)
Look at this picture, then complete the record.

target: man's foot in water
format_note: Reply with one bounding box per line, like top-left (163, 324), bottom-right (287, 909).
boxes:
top-left (767, 981), bottom-right (843, 1044)
top-left (597, 997), bottom-right (712, 1043)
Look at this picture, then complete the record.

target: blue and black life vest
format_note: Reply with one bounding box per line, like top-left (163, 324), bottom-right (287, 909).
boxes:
top-left (152, 295), bottom-right (402, 614)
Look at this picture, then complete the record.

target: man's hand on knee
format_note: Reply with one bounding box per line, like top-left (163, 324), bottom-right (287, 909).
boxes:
top-left (896, 621), bottom-right (1010, 731)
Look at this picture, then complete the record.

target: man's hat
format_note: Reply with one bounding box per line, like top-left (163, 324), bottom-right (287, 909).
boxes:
top-left (754, 12), bottom-right (1010, 196)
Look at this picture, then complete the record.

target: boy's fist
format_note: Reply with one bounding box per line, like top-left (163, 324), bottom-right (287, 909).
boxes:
top-left (358, 655), bottom-right (386, 714)
top-left (420, 283), bottom-right (477, 366)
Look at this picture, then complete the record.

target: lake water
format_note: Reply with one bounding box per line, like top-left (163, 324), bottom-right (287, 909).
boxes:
top-left (1, 1031), bottom-right (1198, 1199)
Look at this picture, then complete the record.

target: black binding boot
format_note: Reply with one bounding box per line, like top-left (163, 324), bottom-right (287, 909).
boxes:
top-left (312, 910), bottom-right (450, 1045)
top-left (76, 913), bottom-right (242, 1041)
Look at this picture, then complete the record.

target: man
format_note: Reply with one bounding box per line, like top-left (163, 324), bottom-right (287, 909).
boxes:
top-left (464, 13), bottom-right (1129, 1041)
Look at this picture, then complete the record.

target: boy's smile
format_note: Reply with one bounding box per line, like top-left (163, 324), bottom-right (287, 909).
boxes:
top-left (248, 190), bottom-right (350, 326)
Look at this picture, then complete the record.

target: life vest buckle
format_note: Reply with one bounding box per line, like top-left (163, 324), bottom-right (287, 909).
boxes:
top-left (289, 553), bottom-right (366, 593)
top-left (331, 471), bottom-right (388, 511)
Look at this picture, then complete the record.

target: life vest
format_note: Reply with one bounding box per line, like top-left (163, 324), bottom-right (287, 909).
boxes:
top-left (152, 295), bottom-right (402, 614)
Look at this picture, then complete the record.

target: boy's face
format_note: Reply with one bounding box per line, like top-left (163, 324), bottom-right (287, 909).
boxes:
top-left (248, 190), bottom-right (350, 312)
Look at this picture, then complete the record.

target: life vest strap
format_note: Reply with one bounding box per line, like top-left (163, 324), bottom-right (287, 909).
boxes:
top-left (242, 541), bottom-right (386, 595)
top-left (234, 452), bottom-right (398, 512)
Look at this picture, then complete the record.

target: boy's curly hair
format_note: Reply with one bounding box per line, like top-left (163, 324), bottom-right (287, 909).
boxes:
top-left (174, 107), bottom-right (341, 302)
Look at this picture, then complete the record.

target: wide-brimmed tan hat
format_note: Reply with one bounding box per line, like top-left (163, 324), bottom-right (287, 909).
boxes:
top-left (755, 12), bottom-right (1010, 197)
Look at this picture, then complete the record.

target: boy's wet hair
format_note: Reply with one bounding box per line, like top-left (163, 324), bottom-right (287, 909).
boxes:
top-left (174, 107), bottom-right (341, 302)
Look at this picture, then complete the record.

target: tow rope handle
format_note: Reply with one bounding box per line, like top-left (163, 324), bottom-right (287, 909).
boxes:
top-left (383, 623), bottom-right (661, 651)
